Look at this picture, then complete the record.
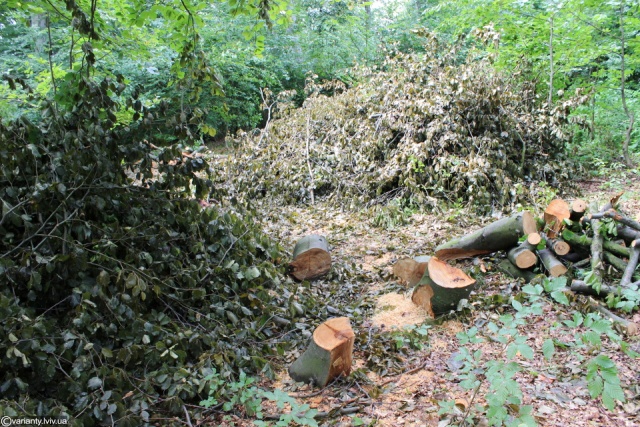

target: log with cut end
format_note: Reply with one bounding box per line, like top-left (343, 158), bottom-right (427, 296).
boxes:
top-left (288, 317), bottom-right (355, 387)
top-left (543, 199), bottom-right (570, 238)
top-left (497, 259), bottom-right (538, 283)
top-left (393, 256), bottom-right (431, 286)
top-left (435, 211), bottom-right (537, 260)
top-left (569, 199), bottom-right (587, 221)
top-left (507, 241), bottom-right (537, 269)
top-left (589, 205), bottom-right (605, 287)
top-left (537, 248), bottom-right (567, 277)
top-left (547, 237), bottom-right (570, 256)
top-left (289, 235), bottom-right (331, 281)
top-left (411, 257), bottom-right (476, 316)
top-left (527, 232), bottom-right (542, 246)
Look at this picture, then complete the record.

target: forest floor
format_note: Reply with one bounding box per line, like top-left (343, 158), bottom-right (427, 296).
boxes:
top-left (203, 172), bottom-right (640, 427)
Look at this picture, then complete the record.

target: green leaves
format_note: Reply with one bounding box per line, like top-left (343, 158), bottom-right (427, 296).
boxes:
top-left (586, 355), bottom-right (625, 410)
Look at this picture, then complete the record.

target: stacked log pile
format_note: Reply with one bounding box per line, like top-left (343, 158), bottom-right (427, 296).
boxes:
top-left (394, 193), bottom-right (640, 317)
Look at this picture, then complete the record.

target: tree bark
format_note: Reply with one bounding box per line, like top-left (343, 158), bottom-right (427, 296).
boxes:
top-left (616, 224), bottom-right (640, 244)
top-left (618, 0), bottom-right (635, 167)
top-left (570, 280), bottom-right (624, 298)
top-left (620, 245), bottom-right (640, 288)
top-left (289, 235), bottom-right (331, 281)
top-left (602, 252), bottom-right (640, 282)
top-left (497, 259), bottom-right (537, 283)
top-left (289, 317), bottom-right (355, 387)
top-left (411, 257), bottom-right (476, 316)
top-left (537, 248), bottom-right (567, 277)
top-left (561, 229), bottom-right (630, 258)
top-left (590, 213), bottom-right (604, 286)
top-left (435, 211), bottom-right (536, 260)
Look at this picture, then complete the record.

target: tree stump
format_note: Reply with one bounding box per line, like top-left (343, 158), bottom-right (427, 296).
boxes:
top-left (393, 255), bottom-right (431, 286)
top-left (411, 257), bottom-right (476, 316)
top-left (289, 235), bottom-right (331, 281)
top-left (435, 211), bottom-right (537, 260)
top-left (288, 317), bottom-right (355, 387)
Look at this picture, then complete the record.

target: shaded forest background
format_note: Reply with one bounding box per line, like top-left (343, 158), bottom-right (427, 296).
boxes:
top-left (0, 0), bottom-right (638, 425)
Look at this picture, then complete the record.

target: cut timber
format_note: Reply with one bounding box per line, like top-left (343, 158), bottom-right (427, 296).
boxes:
top-left (527, 232), bottom-right (542, 246)
top-left (498, 259), bottom-right (537, 283)
top-left (570, 280), bottom-right (623, 298)
top-left (589, 204), bottom-right (605, 287)
top-left (393, 256), bottom-right (430, 286)
top-left (435, 211), bottom-right (536, 260)
top-left (537, 248), bottom-right (567, 277)
top-left (288, 317), bottom-right (354, 387)
top-left (543, 199), bottom-right (570, 238)
top-left (507, 241), bottom-right (537, 269)
top-left (569, 199), bottom-right (587, 221)
top-left (411, 257), bottom-right (476, 316)
top-left (289, 235), bottom-right (331, 281)
top-left (547, 237), bottom-right (570, 256)
top-left (561, 229), bottom-right (630, 258)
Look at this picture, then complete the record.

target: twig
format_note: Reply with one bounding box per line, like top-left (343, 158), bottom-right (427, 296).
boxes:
top-left (217, 227), bottom-right (251, 267)
top-left (182, 405), bottom-right (193, 427)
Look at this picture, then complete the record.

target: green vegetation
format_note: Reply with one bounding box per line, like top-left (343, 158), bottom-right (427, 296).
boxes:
top-left (0, 0), bottom-right (638, 425)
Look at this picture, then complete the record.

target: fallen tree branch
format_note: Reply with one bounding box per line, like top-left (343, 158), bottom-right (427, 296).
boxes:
top-left (620, 245), bottom-right (640, 287)
top-left (589, 209), bottom-right (640, 232)
top-left (570, 280), bottom-right (624, 298)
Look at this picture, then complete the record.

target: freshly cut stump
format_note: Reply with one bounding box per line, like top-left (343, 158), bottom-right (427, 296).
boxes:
top-left (435, 211), bottom-right (537, 260)
top-left (411, 257), bottom-right (476, 316)
top-left (393, 256), bottom-right (431, 286)
top-left (289, 235), bottom-right (331, 281)
top-left (288, 317), bottom-right (355, 387)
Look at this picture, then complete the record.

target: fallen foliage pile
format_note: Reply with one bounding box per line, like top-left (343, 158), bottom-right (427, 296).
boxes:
top-left (222, 33), bottom-right (585, 213)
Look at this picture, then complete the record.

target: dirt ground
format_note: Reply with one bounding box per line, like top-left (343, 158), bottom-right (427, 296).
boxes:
top-left (202, 174), bottom-right (640, 427)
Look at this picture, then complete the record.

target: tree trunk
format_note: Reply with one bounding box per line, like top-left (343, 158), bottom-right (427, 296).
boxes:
top-left (618, 0), bottom-right (635, 167)
top-left (497, 259), bottom-right (537, 282)
top-left (435, 211), bottom-right (536, 260)
top-left (537, 248), bottom-right (567, 277)
top-left (411, 257), bottom-right (476, 316)
top-left (393, 256), bottom-right (431, 286)
top-left (288, 317), bottom-right (355, 387)
top-left (289, 235), bottom-right (331, 281)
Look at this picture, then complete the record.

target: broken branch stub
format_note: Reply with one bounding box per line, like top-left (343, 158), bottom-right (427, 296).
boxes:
top-left (289, 234), bottom-right (331, 281)
top-left (288, 317), bottom-right (355, 387)
top-left (435, 211), bottom-right (537, 260)
top-left (411, 257), bottom-right (476, 316)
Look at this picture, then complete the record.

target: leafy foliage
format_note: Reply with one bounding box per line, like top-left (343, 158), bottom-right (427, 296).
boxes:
top-left (223, 31), bottom-right (585, 213)
top-left (0, 62), bottom-right (321, 427)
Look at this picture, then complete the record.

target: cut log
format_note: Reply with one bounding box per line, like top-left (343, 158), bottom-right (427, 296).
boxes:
top-left (507, 241), bottom-right (537, 269)
top-left (559, 251), bottom-right (589, 263)
top-left (543, 199), bottom-right (570, 238)
top-left (527, 232), bottom-right (542, 246)
top-left (288, 317), bottom-right (355, 387)
top-left (411, 257), bottom-right (476, 316)
top-left (289, 235), bottom-right (331, 281)
top-left (435, 211), bottom-right (537, 260)
top-left (561, 229), bottom-right (630, 258)
top-left (570, 280), bottom-right (623, 298)
top-left (547, 237), bottom-right (570, 256)
top-left (620, 245), bottom-right (640, 287)
top-left (537, 248), bottom-right (567, 277)
top-left (393, 256), bottom-right (430, 286)
top-left (497, 259), bottom-right (537, 283)
top-left (569, 199), bottom-right (587, 221)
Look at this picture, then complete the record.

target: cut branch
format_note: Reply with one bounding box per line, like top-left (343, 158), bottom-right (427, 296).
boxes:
top-left (435, 211), bottom-right (536, 260)
top-left (561, 229), bottom-right (630, 258)
top-left (620, 245), bottom-right (640, 288)
top-left (507, 241), bottom-right (537, 269)
top-left (537, 248), bottom-right (567, 277)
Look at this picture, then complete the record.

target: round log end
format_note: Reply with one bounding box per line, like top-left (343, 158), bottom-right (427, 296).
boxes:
top-left (290, 248), bottom-right (332, 281)
top-left (527, 232), bottom-right (542, 246)
top-left (552, 241), bottom-right (571, 256)
top-left (514, 250), bottom-right (537, 269)
top-left (427, 257), bottom-right (476, 289)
